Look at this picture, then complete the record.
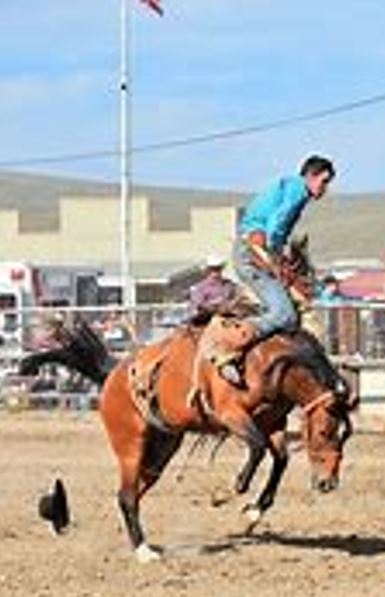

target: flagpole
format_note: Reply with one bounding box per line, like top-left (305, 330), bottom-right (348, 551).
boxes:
top-left (119, 0), bottom-right (134, 307)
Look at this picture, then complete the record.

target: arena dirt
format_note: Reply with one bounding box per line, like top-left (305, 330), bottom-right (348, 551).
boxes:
top-left (0, 409), bottom-right (385, 597)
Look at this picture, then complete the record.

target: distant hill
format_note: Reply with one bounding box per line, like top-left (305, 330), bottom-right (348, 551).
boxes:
top-left (0, 171), bottom-right (118, 232)
top-left (298, 193), bottom-right (385, 264)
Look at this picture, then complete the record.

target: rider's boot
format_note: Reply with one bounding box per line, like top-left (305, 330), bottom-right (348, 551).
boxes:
top-left (186, 315), bottom-right (257, 408)
top-left (210, 353), bottom-right (243, 386)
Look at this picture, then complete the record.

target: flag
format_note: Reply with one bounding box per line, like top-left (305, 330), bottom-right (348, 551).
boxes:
top-left (140, 0), bottom-right (164, 16)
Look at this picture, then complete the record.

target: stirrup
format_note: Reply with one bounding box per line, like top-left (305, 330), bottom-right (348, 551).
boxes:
top-left (218, 362), bottom-right (243, 386)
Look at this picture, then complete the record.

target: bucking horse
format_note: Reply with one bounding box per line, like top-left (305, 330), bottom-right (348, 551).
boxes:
top-left (19, 238), bottom-right (356, 563)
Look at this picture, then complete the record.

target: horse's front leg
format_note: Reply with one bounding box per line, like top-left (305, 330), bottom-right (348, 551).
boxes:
top-left (243, 429), bottom-right (288, 532)
top-left (217, 404), bottom-right (267, 495)
top-left (234, 426), bottom-right (266, 494)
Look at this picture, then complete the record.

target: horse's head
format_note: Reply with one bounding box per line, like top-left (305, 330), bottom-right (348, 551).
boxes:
top-left (263, 334), bottom-right (355, 493)
top-left (302, 383), bottom-right (354, 493)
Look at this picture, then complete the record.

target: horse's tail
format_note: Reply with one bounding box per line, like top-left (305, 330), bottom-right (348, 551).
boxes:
top-left (19, 320), bottom-right (119, 387)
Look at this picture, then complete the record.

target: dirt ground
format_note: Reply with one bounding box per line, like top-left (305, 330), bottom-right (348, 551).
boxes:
top-left (1, 409), bottom-right (385, 597)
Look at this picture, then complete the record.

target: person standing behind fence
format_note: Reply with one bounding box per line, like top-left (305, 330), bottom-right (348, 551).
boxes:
top-left (234, 155), bottom-right (336, 339)
top-left (30, 312), bottom-right (67, 351)
top-left (185, 255), bottom-right (249, 400)
top-left (188, 255), bottom-right (239, 324)
top-left (317, 274), bottom-right (355, 354)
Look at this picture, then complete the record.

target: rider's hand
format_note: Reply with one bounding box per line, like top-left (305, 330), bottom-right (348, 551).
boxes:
top-left (248, 232), bottom-right (278, 275)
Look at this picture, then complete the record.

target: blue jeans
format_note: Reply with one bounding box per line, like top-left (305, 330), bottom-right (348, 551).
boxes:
top-left (233, 237), bottom-right (299, 335)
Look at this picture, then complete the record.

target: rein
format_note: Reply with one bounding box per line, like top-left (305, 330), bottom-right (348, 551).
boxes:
top-left (302, 390), bottom-right (334, 416)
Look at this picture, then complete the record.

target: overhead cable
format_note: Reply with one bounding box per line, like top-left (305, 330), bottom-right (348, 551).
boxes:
top-left (0, 91), bottom-right (385, 168)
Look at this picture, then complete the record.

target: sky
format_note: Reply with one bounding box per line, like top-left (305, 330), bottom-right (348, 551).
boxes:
top-left (1, 0), bottom-right (385, 192)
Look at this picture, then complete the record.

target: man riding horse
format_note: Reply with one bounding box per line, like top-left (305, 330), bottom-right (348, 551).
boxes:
top-left (189, 155), bottom-right (335, 394)
top-left (234, 154), bottom-right (335, 336)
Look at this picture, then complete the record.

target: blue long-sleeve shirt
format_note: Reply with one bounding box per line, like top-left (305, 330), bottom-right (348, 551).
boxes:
top-left (239, 175), bottom-right (310, 252)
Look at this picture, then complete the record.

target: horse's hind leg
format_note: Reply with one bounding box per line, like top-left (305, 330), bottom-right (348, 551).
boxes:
top-left (102, 408), bottom-right (155, 560)
top-left (118, 427), bottom-right (183, 563)
top-left (138, 427), bottom-right (184, 498)
top-left (100, 363), bottom-right (178, 563)
top-left (116, 433), bottom-right (152, 559)
top-left (118, 487), bottom-right (144, 550)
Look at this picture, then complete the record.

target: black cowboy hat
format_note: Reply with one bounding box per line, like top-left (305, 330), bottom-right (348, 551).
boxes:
top-left (38, 478), bottom-right (70, 534)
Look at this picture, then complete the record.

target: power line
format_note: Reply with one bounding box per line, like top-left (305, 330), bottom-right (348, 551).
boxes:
top-left (0, 149), bottom-right (117, 168)
top-left (135, 92), bottom-right (385, 152)
top-left (1, 91), bottom-right (385, 169)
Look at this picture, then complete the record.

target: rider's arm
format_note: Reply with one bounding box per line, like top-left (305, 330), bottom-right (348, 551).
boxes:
top-left (247, 230), bottom-right (279, 275)
top-left (265, 177), bottom-right (308, 252)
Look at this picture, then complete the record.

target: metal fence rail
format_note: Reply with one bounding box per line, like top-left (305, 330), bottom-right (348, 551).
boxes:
top-left (0, 301), bottom-right (384, 409)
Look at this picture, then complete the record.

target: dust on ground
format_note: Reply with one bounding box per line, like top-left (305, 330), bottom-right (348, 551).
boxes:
top-left (0, 409), bottom-right (385, 597)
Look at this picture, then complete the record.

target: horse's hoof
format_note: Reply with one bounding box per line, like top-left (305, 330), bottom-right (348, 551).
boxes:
top-left (135, 543), bottom-right (161, 564)
top-left (242, 504), bottom-right (263, 534)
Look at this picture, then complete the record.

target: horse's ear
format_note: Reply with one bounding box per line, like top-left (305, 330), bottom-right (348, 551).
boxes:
top-left (298, 234), bottom-right (308, 249)
top-left (289, 235), bottom-right (303, 253)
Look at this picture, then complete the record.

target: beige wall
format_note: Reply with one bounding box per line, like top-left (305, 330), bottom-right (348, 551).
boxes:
top-left (0, 196), bottom-right (119, 266)
top-left (131, 195), bottom-right (236, 264)
top-left (0, 193), bottom-right (237, 269)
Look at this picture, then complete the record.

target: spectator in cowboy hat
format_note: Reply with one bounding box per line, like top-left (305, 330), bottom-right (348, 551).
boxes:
top-left (186, 255), bottom-right (247, 401)
top-left (188, 255), bottom-right (239, 323)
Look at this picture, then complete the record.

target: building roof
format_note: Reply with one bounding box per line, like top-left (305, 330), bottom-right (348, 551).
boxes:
top-left (339, 269), bottom-right (385, 300)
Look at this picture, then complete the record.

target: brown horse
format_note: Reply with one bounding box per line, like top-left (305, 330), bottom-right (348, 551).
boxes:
top-left (19, 244), bottom-right (350, 562)
top-left (20, 317), bottom-right (353, 562)
top-left (98, 317), bottom-right (354, 562)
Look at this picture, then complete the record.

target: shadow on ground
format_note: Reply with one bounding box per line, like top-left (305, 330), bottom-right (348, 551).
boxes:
top-left (229, 530), bottom-right (385, 557)
top-left (165, 531), bottom-right (385, 558)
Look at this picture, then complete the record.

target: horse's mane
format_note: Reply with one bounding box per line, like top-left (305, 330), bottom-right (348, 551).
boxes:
top-left (287, 235), bottom-right (315, 279)
top-left (262, 328), bottom-right (349, 400)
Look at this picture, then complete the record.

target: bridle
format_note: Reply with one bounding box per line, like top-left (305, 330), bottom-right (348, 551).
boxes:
top-left (302, 389), bottom-right (353, 449)
top-left (302, 389), bottom-right (334, 416)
